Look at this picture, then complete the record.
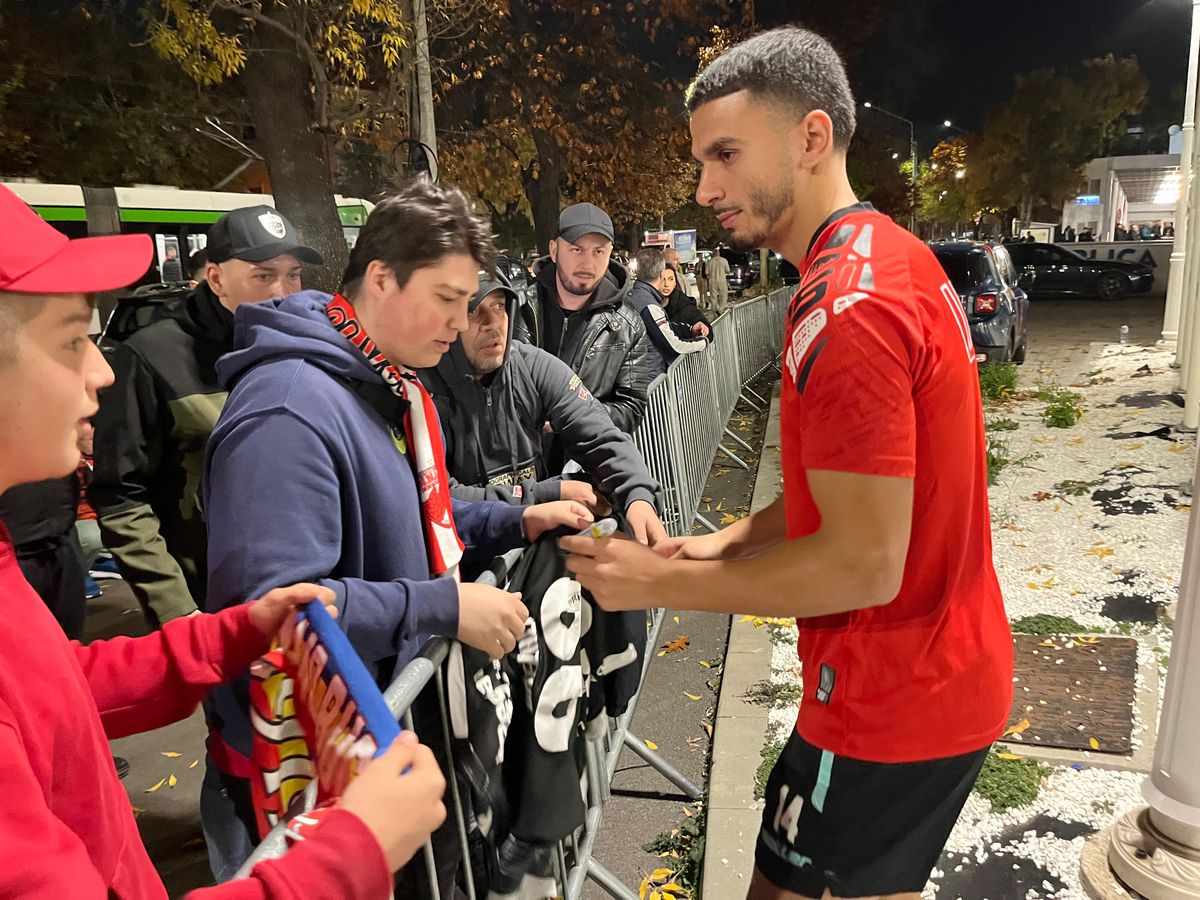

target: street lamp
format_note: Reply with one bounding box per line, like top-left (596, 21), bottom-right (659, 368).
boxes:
top-left (863, 101), bottom-right (917, 232)
top-left (943, 119), bottom-right (968, 137)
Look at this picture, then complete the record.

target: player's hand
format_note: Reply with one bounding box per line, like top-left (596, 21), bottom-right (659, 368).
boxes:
top-left (560, 532), bottom-right (670, 612)
top-left (523, 500), bottom-right (593, 541)
top-left (457, 583), bottom-right (528, 658)
top-left (559, 480), bottom-right (612, 516)
top-left (691, 321), bottom-right (711, 339)
top-left (341, 732), bottom-right (446, 870)
top-left (247, 583), bottom-right (338, 637)
top-left (625, 499), bottom-right (668, 547)
top-left (651, 530), bottom-right (730, 561)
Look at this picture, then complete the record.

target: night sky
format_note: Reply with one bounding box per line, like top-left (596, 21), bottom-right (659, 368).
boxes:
top-left (760, 0), bottom-right (1192, 139)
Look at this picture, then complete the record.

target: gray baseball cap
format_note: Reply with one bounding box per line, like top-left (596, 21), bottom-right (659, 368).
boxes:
top-left (556, 202), bottom-right (615, 244)
top-left (206, 205), bottom-right (323, 265)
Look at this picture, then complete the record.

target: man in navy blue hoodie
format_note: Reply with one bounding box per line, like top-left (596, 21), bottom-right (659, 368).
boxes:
top-left (200, 180), bottom-right (592, 881)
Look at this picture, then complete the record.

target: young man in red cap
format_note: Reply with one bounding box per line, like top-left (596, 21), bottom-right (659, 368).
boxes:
top-left (562, 27), bottom-right (1012, 900)
top-left (0, 183), bottom-right (448, 897)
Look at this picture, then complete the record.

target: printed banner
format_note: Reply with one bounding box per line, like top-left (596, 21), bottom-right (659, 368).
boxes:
top-left (248, 601), bottom-right (401, 837)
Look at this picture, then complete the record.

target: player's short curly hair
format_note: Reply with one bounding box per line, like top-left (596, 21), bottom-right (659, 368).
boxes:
top-left (687, 26), bottom-right (856, 150)
top-left (341, 178), bottom-right (496, 293)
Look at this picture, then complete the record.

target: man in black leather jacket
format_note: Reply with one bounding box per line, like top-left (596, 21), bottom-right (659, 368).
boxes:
top-left (514, 203), bottom-right (653, 433)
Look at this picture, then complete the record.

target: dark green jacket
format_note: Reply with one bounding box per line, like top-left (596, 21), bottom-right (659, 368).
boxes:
top-left (89, 284), bottom-right (233, 625)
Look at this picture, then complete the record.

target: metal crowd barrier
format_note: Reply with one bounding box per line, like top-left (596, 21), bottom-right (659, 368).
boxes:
top-left (234, 288), bottom-right (791, 898)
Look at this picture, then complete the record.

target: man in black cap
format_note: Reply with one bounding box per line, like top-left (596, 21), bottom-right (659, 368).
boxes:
top-left (422, 272), bottom-right (667, 544)
top-left (515, 202), bottom-right (654, 433)
top-left (90, 205), bottom-right (323, 625)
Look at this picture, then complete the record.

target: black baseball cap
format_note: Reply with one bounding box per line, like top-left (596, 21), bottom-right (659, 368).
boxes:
top-left (206, 205), bottom-right (323, 265)
top-left (556, 202), bottom-right (615, 244)
top-left (470, 270), bottom-right (519, 313)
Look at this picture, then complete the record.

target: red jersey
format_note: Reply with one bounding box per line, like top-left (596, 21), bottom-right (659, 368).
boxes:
top-left (780, 205), bottom-right (1012, 763)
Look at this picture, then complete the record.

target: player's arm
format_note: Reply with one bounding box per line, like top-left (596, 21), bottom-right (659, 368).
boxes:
top-left (566, 469), bottom-right (911, 618)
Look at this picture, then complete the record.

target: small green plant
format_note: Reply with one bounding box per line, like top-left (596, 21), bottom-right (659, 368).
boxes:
top-left (755, 739), bottom-right (786, 800)
top-left (1054, 478), bottom-right (1104, 497)
top-left (643, 801), bottom-right (706, 897)
top-left (1010, 614), bottom-right (1089, 635)
top-left (987, 417), bottom-right (1020, 432)
top-left (979, 363), bottom-right (1019, 403)
top-left (743, 680), bottom-right (804, 708)
top-left (974, 752), bottom-right (1048, 813)
top-left (987, 434), bottom-right (1011, 485)
top-left (1038, 383), bottom-right (1083, 428)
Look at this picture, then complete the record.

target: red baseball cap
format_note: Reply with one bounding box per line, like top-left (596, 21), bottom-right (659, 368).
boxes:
top-left (0, 185), bottom-right (152, 294)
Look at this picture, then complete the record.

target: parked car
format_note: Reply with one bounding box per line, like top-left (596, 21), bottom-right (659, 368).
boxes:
top-left (718, 247), bottom-right (760, 292)
top-left (929, 241), bottom-right (1030, 364)
top-left (99, 282), bottom-right (188, 345)
top-left (1005, 242), bottom-right (1154, 300)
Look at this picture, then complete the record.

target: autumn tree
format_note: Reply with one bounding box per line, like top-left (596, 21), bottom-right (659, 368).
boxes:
top-left (970, 55), bottom-right (1148, 228)
top-left (0, 2), bottom-right (245, 187)
top-left (141, 0), bottom-right (425, 287)
top-left (436, 1), bottom-right (739, 254)
top-left (916, 138), bottom-right (971, 236)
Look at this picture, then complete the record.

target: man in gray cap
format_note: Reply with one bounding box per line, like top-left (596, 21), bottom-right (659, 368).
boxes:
top-left (89, 205), bottom-right (323, 625)
top-left (515, 202), bottom-right (654, 434)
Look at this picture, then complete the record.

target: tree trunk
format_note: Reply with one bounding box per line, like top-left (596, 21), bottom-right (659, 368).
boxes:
top-left (525, 128), bottom-right (562, 255)
top-left (240, 2), bottom-right (349, 292)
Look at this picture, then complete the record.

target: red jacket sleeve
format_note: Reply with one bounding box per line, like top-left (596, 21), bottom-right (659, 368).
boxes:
top-left (184, 810), bottom-right (391, 900)
top-left (75, 605), bottom-right (268, 740)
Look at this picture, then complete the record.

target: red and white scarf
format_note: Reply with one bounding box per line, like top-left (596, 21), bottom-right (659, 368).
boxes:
top-left (326, 292), bottom-right (464, 581)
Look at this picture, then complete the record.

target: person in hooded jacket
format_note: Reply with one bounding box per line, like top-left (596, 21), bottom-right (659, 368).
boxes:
top-left (513, 202), bottom-right (654, 434)
top-left (89, 205), bottom-right (323, 627)
top-left (661, 245), bottom-right (713, 340)
top-left (421, 272), bottom-right (668, 545)
top-left (626, 248), bottom-right (709, 376)
top-left (199, 179), bottom-right (592, 881)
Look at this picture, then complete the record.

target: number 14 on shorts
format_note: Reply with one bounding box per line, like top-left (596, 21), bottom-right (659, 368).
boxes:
top-left (773, 784), bottom-right (806, 845)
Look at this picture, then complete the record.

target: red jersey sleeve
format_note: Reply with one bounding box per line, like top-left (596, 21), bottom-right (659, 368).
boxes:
top-left (790, 287), bottom-right (920, 479)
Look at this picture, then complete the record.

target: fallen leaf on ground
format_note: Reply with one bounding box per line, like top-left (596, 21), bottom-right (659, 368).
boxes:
top-left (720, 513), bottom-right (739, 525)
top-left (1003, 719), bottom-right (1032, 737)
top-left (644, 740), bottom-right (659, 751)
top-left (145, 778), bottom-right (166, 793)
top-left (673, 615), bottom-right (680, 624)
top-left (1085, 545), bottom-right (1115, 559)
top-left (658, 635), bottom-right (691, 655)
top-left (168, 774), bottom-right (178, 788)
top-left (700, 721), bottom-right (713, 738)
top-left (1031, 491), bottom-right (1054, 502)
top-left (698, 660), bottom-right (713, 668)
top-left (190, 759), bottom-right (200, 768)
top-left (1089, 738), bottom-right (1101, 750)
top-left (996, 752), bottom-right (1023, 761)
top-left (161, 752), bottom-right (182, 759)
top-left (684, 692), bottom-right (702, 701)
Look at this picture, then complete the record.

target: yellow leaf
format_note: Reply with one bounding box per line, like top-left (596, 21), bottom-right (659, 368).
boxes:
top-left (1085, 545), bottom-right (1115, 559)
top-left (1123, 442), bottom-right (1144, 450)
top-left (673, 616), bottom-right (680, 624)
top-left (190, 759), bottom-right (200, 769)
top-left (700, 720), bottom-right (713, 738)
top-left (719, 512), bottom-right (738, 525)
top-left (645, 739), bottom-right (659, 751)
top-left (168, 774), bottom-right (178, 788)
top-left (1002, 718), bottom-right (1032, 737)
top-left (996, 752), bottom-right (1023, 760)
top-left (145, 778), bottom-right (166, 793)
top-left (698, 660), bottom-right (713, 668)
top-left (1089, 737), bottom-right (1100, 749)
top-left (651, 892), bottom-right (662, 900)
top-left (650, 868), bottom-right (673, 880)
top-left (684, 692), bottom-right (701, 701)
top-left (639, 877), bottom-right (650, 900)
top-left (661, 884), bottom-right (685, 893)
top-left (161, 751), bottom-right (182, 758)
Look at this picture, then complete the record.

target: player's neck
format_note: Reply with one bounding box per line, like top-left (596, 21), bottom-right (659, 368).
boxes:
top-left (780, 172), bottom-right (860, 268)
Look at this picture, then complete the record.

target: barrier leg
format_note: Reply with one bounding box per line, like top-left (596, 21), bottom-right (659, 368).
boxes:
top-left (622, 731), bottom-right (702, 800)
top-left (694, 512), bottom-right (719, 533)
top-left (724, 427), bottom-right (755, 454)
top-left (586, 859), bottom-right (642, 900)
top-left (742, 385), bottom-right (769, 407)
top-left (738, 391), bottom-right (764, 413)
top-left (716, 443), bottom-right (750, 470)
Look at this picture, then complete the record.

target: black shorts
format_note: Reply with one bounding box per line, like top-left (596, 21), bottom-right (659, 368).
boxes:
top-left (755, 730), bottom-right (989, 897)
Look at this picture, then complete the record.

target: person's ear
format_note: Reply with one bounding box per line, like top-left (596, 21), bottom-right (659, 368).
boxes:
top-left (363, 260), bottom-right (395, 301)
top-left (789, 109), bottom-right (837, 171)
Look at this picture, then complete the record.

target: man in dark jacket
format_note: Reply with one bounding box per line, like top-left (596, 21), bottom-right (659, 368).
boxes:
top-left (627, 248), bottom-right (709, 374)
top-left (89, 206), bottom-right (322, 626)
top-left (514, 202), bottom-right (654, 433)
top-left (423, 273), bottom-right (668, 545)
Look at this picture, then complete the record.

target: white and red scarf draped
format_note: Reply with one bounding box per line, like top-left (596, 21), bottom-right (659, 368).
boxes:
top-left (325, 292), bottom-right (464, 580)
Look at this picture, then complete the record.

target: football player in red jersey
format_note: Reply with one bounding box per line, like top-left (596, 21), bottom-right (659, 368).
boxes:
top-left (563, 26), bottom-right (1012, 900)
